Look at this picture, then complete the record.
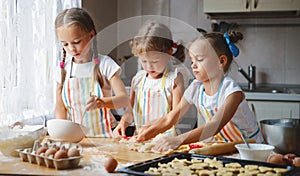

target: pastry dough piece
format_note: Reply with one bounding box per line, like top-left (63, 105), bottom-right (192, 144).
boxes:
top-left (167, 158), bottom-right (188, 170)
top-left (244, 165), bottom-right (258, 170)
top-left (127, 142), bottom-right (144, 151)
top-left (177, 171), bottom-right (195, 176)
top-left (203, 157), bottom-right (224, 169)
top-left (217, 171), bottom-right (234, 176)
top-left (118, 138), bottom-right (127, 143)
top-left (237, 173), bottom-right (252, 176)
top-left (225, 162), bottom-right (242, 168)
top-left (157, 162), bottom-right (171, 168)
top-left (171, 162), bottom-right (186, 169)
top-left (175, 144), bottom-right (190, 153)
top-left (162, 149), bottom-right (175, 155)
top-left (226, 168), bottom-right (243, 174)
top-left (244, 169), bottom-right (260, 175)
top-left (161, 167), bottom-right (181, 175)
top-left (119, 136), bottom-right (135, 143)
top-left (273, 167), bottom-right (288, 174)
top-left (144, 167), bottom-right (160, 175)
top-left (258, 166), bottom-right (273, 173)
top-left (210, 162), bottom-right (224, 169)
top-left (121, 133), bottom-right (174, 154)
top-left (196, 169), bottom-right (215, 176)
top-left (173, 157), bottom-right (188, 163)
top-left (138, 142), bottom-right (155, 153)
top-left (189, 163), bottom-right (209, 170)
top-left (204, 157), bottom-right (217, 164)
top-left (258, 172), bottom-right (278, 176)
top-left (191, 158), bottom-right (203, 163)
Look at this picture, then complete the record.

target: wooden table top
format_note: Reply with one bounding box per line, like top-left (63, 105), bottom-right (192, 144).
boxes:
top-left (0, 137), bottom-right (163, 175)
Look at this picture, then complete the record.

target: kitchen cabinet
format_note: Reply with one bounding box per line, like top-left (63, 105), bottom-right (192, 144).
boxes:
top-left (203, 0), bottom-right (300, 13)
top-left (247, 101), bottom-right (300, 122)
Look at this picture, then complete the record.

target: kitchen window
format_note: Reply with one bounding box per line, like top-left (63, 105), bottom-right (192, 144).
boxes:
top-left (0, 0), bottom-right (81, 126)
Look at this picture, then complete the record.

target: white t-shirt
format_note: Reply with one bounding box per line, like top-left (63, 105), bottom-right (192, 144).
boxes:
top-left (184, 77), bottom-right (264, 143)
top-left (173, 63), bottom-right (193, 89)
top-left (55, 54), bottom-right (120, 97)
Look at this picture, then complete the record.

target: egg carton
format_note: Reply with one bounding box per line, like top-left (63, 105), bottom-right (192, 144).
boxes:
top-left (16, 139), bottom-right (83, 170)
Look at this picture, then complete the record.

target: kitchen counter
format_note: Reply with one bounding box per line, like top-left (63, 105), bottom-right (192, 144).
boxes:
top-left (245, 92), bottom-right (300, 102)
top-left (0, 137), bottom-right (163, 175)
top-left (241, 83), bottom-right (300, 102)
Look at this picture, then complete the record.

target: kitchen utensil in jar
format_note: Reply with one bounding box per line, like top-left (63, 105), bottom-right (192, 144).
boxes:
top-left (241, 132), bottom-right (251, 149)
top-left (80, 109), bottom-right (86, 125)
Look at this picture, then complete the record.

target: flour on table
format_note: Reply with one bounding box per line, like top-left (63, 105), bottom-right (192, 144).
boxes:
top-left (120, 133), bottom-right (173, 154)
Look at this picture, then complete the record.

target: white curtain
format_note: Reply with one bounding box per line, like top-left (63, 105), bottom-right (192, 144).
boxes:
top-left (0, 0), bottom-right (81, 126)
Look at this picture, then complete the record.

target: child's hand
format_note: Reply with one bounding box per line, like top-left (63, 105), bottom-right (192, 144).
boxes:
top-left (113, 114), bottom-right (133, 137)
top-left (135, 125), bottom-right (149, 141)
top-left (136, 124), bottom-right (158, 142)
top-left (86, 96), bottom-right (104, 111)
top-left (113, 124), bottom-right (126, 137)
top-left (152, 136), bottom-right (182, 152)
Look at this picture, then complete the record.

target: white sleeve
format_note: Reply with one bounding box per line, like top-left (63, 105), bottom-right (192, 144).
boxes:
top-left (224, 77), bottom-right (242, 96)
top-left (99, 55), bottom-right (121, 80)
top-left (183, 80), bottom-right (201, 105)
top-left (219, 77), bottom-right (243, 105)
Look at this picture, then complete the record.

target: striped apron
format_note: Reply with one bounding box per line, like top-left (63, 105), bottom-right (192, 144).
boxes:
top-left (62, 60), bottom-right (115, 137)
top-left (198, 79), bottom-right (260, 142)
top-left (133, 68), bottom-right (176, 136)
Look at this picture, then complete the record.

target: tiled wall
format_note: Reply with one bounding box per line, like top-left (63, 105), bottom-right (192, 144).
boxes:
top-left (169, 0), bottom-right (300, 85)
top-left (228, 25), bottom-right (300, 85)
top-left (112, 0), bottom-right (300, 84)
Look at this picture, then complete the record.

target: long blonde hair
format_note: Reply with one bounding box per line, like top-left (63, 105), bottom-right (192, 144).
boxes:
top-left (130, 21), bottom-right (185, 63)
top-left (55, 8), bottom-right (103, 88)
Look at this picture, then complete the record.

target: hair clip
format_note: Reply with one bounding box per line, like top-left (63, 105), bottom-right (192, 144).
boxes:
top-left (94, 58), bottom-right (99, 65)
top-left (60, 61), bottom-right (65, 68)
top-left (173, 43), bottom-right (178, 49)
top-left (224, 32), bottom-right (239, 57)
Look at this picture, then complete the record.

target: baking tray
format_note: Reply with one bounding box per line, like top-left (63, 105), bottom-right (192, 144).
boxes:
top-left (118, 153), bottom-right (300, 176)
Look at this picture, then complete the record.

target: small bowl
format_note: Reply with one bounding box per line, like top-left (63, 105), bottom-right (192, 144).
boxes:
top-left (235, 143), bottom-right (274, 162)
top-left (47, 119), bottom-right (88, 143)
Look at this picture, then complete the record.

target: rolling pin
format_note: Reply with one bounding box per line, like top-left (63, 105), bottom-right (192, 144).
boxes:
top-left (189, 139), bottom-right (255, 156)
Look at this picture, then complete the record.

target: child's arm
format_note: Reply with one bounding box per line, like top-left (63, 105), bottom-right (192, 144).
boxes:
top-left (136, 97), bottom-right (192, 141)
top-left (55, 83), bottom-right (67, 119)
top-left (153, 91), bottom-right (244, 152)
top-left (171, 72), bottom-right (185, 111)
top-left (86, 70), bottom-right (130, 110)
top-left (113, 86), bottom-right (136, 137)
